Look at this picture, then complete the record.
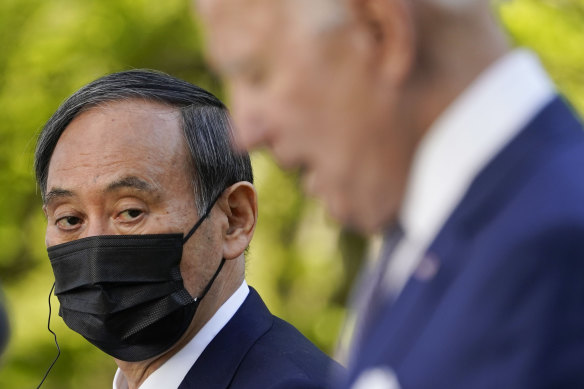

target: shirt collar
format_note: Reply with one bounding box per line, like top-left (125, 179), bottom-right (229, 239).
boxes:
top-left (113, 280), bottom-right (250, 389)
top-left (398, 49), bottom-right (555, 248)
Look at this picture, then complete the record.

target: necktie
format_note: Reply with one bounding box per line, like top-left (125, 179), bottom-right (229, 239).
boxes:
top-left (339, 224), bottom-right (404, 365)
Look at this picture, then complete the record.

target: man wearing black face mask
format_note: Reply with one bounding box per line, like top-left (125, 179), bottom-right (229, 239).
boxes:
top-left (34, 70), bottom-right (342, 389)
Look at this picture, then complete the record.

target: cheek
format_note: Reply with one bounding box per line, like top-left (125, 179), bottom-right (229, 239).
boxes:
top-left (266, 71), bottom-right (331, 146)
top-left (179, 247), bottom-right (207, 297)
top-left (44, 224), bottom-right (72, 247)
top-left (45, 229), bottom-right (54, 248)
top-left (178, 225), bottom-right (220, 296)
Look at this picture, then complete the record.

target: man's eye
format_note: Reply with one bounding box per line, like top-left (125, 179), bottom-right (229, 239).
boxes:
top-left (247, 69), bottom-right (266, 86)
top-left (56, 216), bottom-right (82, 230)
top-left (241, 64), bottom-right (268, 87)
top-left (118, 209), bottom-right (143, 222)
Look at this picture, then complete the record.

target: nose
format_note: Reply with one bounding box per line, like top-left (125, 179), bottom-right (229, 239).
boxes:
top-left (82, 217), bottom-right (111, 239)
top-left (229, 86), bottom-right (270, 151)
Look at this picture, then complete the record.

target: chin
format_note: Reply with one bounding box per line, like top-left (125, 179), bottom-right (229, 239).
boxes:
top-left (325, 205), bottom-right (373, 235)
top-left (338, 202), bottom-right (396, 235)
top-left (347, 217), bottom-right (386, 235)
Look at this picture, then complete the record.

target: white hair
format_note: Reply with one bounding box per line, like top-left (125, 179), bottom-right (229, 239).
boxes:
top-left (285, 0), bottom-right (349, 33)
top-left (286, 0), bottom-right (491, 31)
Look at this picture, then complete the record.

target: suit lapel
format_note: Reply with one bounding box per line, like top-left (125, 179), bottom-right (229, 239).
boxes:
top-left (178, 288), bottom-right (273, 389)
top-left (354, 97), bottom-right (582, 373)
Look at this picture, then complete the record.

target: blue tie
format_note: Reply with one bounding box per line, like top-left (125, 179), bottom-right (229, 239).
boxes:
top-left (347, 223), bottom-right (404, 362)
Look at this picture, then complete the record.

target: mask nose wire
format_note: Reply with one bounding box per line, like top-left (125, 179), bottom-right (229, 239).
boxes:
top-left (36, 282), bottom-right (61, 389)
top-left (182, 192), bottom-right (223, 245)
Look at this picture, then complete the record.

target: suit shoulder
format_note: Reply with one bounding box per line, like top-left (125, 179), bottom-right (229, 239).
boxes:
top-left (496, 139), bottom-right (584, 236)
top-left (229, 316), bottom-right (343, 389)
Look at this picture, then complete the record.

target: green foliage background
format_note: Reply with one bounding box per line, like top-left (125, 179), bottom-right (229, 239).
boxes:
top-left (0, 0), bottom-right (582, 387)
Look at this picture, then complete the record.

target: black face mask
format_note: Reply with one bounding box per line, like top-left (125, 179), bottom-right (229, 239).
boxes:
top-left (47, 199), bottom-right (224, 362)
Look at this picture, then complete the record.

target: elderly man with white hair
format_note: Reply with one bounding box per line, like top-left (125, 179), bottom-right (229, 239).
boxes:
top-left (196, 0), bottom-right (584, 388)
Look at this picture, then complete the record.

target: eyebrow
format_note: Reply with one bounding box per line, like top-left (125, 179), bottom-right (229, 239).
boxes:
top-left (44, 188), bottom-right (75, 205)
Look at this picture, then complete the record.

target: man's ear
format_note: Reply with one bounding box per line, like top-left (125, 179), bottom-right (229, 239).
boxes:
top-left (349, 0), bottom-right (415, 85)
top-left (218, 181), bottom-right (258, 260)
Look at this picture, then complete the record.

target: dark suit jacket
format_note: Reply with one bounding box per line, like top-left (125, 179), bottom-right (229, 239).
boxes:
top-left (179, 287), bottom-right (343, 389)
top-left (347, 97), bottom-right (584, 388)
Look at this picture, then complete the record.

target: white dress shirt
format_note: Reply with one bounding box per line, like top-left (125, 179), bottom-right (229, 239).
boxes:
top-left (113, 281), bottom-right (250, 389)
top-left (382, 49), bottom-right (556, 299)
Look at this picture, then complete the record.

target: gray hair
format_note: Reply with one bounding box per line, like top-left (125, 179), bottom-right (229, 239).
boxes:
top-left (286, 0), bottom-right (489, 30)
top-left (284, 0), bottom-right (348, 33)
top-left (34, 69), bottom-right (253, 215)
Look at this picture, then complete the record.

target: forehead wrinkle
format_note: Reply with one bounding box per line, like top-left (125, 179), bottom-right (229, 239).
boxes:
top-left (46, 99), bottom-right (186, 208)
top-left (105, 175), bottom-right (161, 195)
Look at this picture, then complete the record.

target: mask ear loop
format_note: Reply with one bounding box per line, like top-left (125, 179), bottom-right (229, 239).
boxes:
top-left (194, 258), bottom-right (226, 304)
top-left (182, 192), bottom-right (223, 244)
top-left (36, 282), bottom-right (61, 389)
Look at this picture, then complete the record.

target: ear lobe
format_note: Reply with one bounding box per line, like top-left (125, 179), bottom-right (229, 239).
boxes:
top-left (350, 0), bottom-right (415, 85)
top-left (220, 182), bottom-right (258, 260)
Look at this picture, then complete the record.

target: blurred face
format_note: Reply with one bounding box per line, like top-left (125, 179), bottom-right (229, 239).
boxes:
top-left (44, 99), bottom-right (222, 298)
top-left (197, 0), bottom-right (415, 233)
